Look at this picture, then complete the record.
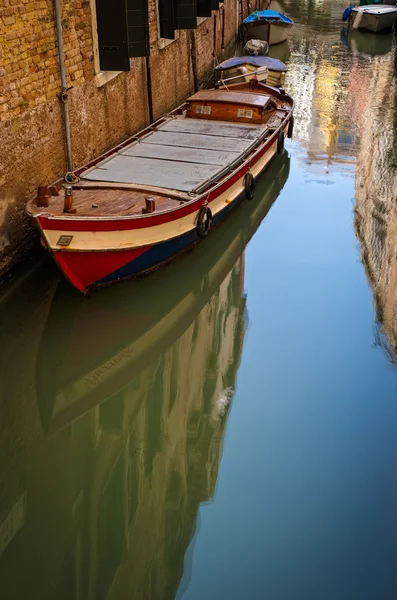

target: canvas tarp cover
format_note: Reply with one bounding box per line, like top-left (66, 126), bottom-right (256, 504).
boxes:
top-left (244, 10), bottom-right (294, 24)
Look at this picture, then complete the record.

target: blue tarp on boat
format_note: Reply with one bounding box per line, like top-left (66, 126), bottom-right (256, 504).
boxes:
top-left (216, 56), bottom-right (287, 73)
top-left (243, 10), bottom-right (294, 25)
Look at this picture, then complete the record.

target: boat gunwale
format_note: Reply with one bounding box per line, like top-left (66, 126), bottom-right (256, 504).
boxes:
top-left (351, 5), bottom-right (397, 13)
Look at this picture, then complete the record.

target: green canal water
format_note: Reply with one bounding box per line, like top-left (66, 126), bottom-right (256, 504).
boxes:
top-left (2, 1), bottom-right (397, 598)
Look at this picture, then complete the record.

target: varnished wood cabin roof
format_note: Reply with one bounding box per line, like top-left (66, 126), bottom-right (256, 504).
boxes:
top-left (187, 89), bottom-right (272, 109)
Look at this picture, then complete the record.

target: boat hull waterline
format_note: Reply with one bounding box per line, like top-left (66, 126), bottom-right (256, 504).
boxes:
top-left (28, 83), bottom-right (293, 293)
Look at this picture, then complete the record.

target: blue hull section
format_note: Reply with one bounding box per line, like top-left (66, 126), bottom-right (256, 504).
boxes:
top-left (95, 192), bottom-right (244, 288)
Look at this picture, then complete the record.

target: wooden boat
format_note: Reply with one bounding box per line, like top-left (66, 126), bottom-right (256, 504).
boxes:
top-left (343, 4), bottom-right (397, 31)
top-left (243, 10), bottom-right (294, 45)
top-left (26, 80), bottom-right (294, 293)
top-left (215, 56), bottom-right (287, 88)
top-left (35, 153), bottom-right (290, 433)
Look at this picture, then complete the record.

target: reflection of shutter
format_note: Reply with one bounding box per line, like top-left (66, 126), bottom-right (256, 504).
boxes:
top-left (96, 0), bottom-right (130, 71)
top-left (197, 0), bottom-right (212, 17)
top-left (175, 0), bottom-right (197, 29)
top-left (126, 0), bottom-right (149, 57)
top-left (158, 0), bottom-right (176, 39)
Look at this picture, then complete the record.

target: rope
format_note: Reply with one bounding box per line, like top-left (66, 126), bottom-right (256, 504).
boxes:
top-left (64, 171), bottom-right (80, 184)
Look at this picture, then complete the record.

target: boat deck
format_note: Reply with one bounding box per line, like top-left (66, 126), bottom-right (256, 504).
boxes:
top-left (41, 188), bottom-right (182, 217)
top-left (28, 84), bottom-right (292, 219)
top-left (82, 117), bottom-right (268, 194)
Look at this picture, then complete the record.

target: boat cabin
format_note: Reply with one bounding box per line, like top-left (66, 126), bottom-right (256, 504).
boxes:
top-left (186, 89), bottom-right (273, 124)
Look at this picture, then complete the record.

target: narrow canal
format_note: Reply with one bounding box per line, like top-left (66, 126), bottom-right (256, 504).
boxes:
top-left (2, 1), bottom-right (397, 598)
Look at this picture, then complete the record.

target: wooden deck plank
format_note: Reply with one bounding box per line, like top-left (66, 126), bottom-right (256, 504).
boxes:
top-left (46, 189), bottom-right (182, 217)
top-left (120, 142), bottom-right (241, 166)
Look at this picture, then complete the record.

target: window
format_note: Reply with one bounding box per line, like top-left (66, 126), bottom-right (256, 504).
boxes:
top-left (158, 0), bottom-right (176, 39)
top-left (197, 0), bottom-right (212, 18)
top-left (158, 0), bottom-right (221, 41)
top-left (94, 0), bottom-right (149, 72)
top-left (175, 0), bottom-right (198, 29)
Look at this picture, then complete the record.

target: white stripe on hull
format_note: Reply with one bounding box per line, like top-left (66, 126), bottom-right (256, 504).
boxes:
top-left (43, 135), bottom-right (282, 253)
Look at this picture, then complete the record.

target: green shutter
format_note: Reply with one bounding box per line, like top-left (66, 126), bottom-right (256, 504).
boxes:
top-left (158, 0), bottom-right (176, 39)
top-left (175, 0), bottom-right (197, 29)
top-left (197, 0), bottom-right (212, 18)
top-left (126, 0), bottom-right (149, 57)
top-left (96, 0), bottom-right (130, 71)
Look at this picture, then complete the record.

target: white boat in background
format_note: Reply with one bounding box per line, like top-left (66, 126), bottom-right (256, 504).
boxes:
top-left (243, 10), bottom-right (294, 45)
top-left (344, 4), bottom-right (397, 31)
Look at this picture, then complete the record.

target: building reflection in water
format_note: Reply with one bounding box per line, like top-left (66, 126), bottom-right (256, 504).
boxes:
top-left (282, 7), bottom-right (359, 167)
top-left (0, 154), bottom-right (290, 599)
top-left (354, 48), bottom-right (397, 357)
top-left (280, 0), bottom-right (397, 358)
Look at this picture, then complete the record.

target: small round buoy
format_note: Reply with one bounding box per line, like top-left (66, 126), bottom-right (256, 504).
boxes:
top-left (196, 206), bottom-right (213, 238)
top-left (277, 131), bottom-right (285, 154)
top-left (244, 172), bottom-right (255, 200)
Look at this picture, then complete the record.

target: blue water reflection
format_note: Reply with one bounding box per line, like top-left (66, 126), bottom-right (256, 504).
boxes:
top-left (180, 1), bottom-right (397, 598)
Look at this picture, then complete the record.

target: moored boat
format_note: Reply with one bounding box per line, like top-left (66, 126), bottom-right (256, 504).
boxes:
top-left (215, 56), bottom-right (288, 88)
top-left (343, 4), bottom-right (397, 31)
top-left (243, 10), bottom-right (294, 45)
top-left (26, 80), bottom-right (294, 293)
top-left (35, 153), bottom-right (290, 433)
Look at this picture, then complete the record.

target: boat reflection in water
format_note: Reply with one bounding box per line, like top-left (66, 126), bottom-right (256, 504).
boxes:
top-left (267, 39), bottom-right (291, 63)
top-left (340, 26), bottom-right (394, 56)
top-left (0, 153), bottom-right (289, 600)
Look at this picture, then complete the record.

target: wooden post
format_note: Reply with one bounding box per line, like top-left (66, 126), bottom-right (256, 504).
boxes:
top-left (142, 196), bottom-right (155, 214)
top-left (36, 186), bottom-right (49, 208)
top-left (63, 185), bottom-right (75, 213)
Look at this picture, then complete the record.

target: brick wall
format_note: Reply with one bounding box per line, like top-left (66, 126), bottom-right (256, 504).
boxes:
top-left (0, 0), bottom-right (248, 277)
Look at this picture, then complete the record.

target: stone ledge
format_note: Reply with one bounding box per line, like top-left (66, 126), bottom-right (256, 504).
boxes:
top-left (197, 16), bottom-right (210, 26)
top-left (94, 71), bottom-right (122, 88)
top-left (158, 31), bottom-right (180, 51)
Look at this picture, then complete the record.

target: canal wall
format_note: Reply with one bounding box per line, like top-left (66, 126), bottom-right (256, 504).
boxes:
top-left (0, 0), bottom-right (250, 278)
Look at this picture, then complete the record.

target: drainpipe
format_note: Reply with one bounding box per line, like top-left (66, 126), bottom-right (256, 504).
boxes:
top-left (190, 30), bottom-right (198, 93)
top-left (53, 0), bottom-right (73, 174)
top-left (145, 55), bottom-right (154, 124)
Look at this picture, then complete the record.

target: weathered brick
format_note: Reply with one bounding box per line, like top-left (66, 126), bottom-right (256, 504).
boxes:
top-left (0, 0), bottom-right (246, 278)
